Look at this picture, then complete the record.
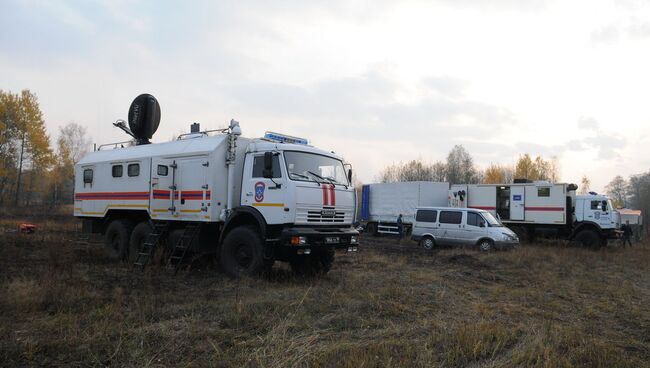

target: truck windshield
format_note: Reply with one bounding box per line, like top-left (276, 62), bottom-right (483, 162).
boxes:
top-left (284, 151), bottom-right (349, 185)
top-left (482, 212), bottom-right (503, 227)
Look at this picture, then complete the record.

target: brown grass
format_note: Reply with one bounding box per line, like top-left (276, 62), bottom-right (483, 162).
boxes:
top-left (1, 220), bottom-right (650, 367)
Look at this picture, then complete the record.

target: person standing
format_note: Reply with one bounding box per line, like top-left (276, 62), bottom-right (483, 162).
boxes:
top-left (396, 214), bottom-right (404, 240)
top-left (621, 220), bottom-right (633, 247)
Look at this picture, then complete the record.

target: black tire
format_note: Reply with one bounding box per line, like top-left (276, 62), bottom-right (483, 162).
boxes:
top-left (104, 219), bottom-right (134, 261)
top-left (290, 249), bottom-right (335, 276)
top-left (575, 230), bottom-right (601, 248)
top-left (420, 236), bottom-right (435, 250)
top-left (478, 238), bottom-right (494, 252)
top-left (129, 221), bottom-right (152, 263)
top-left (511, 226), bottom-right (529, 244)
top-left (219, 226), bottom-right (265, 278)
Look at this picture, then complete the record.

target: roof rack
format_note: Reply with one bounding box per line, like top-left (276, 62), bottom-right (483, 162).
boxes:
top-left (177, 128), bottom-right (229, 140)
top-left (96, 140), bottom-right (135, 151)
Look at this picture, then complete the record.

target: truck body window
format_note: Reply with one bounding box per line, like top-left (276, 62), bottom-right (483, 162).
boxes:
top-left (128, 163), bottom-right (140, 177)
top-left (252, 155), bottom-right (281, 178)
top-left (157, 165), bottom-right (168, 176)
top-left (83, 169), bottom-right (93, 184)
top-left (416, 210), bottom-right (437, 223)
top-left (538, 187), bottom-right (550, 197)
top-left (112, 165), bottom-right (123, 178)
top-left (439, 211), bottom-right (462, 224)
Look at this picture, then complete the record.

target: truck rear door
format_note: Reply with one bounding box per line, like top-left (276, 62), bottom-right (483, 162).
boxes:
top-left (510, 186), bottom-right (525, 221)
top-left (176, 156), bottom-right (209, 221)
top-left (150, 158), bottom-right (177, 220)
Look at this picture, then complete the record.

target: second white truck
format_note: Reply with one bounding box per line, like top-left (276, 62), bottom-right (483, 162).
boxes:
top-left (360, 181), bottom-right (449, 235)
top-left (449, 181), bottom-right (620, 247)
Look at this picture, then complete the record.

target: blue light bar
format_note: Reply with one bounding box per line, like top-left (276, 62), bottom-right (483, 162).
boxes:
top-left (264, 131), bottom-right (309, 145)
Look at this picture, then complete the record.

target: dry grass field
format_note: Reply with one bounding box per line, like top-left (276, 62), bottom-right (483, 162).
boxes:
top-left (1, 216), bottom-right (650, 367)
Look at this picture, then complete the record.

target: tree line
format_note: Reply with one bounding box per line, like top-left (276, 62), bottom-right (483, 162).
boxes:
top-left (0, 89), bottom-right (90, 207)
top-left (378, 145), bottom-right (559, 185)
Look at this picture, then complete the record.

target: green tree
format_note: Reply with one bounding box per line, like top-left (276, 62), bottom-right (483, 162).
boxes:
top-left (0, 90), bottom-right (54, 206)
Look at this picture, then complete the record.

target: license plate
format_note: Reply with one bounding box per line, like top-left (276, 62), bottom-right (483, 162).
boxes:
top-left (325, 236), bottom-right (340, 244)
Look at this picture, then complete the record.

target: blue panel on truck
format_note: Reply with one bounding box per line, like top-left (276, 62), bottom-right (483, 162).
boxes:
top-left (361, 185), bottom-right (370, 221)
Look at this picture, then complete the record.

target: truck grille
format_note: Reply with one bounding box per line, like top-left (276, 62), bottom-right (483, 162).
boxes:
top-left (296, 205), bottom-right (353, 224)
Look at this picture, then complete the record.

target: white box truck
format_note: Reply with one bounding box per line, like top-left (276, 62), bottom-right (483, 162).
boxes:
top-left (360, 181), bottom-right (449, 235)
top-left (75, 94), bottom-right (359, 277)
top-left (449, 181), bottom-right (620, 247)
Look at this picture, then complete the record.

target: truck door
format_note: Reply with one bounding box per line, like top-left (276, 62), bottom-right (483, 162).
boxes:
top-left (510, 186), bottom-right (525, 221)
top-left (150, 158), bottom-right (177, 220)
top-left (176, 156), bottom-right (209, 221)
top-left (76, 165), bottom-right (97, 215)
top-left (241, 152), bottom-right (288, 224)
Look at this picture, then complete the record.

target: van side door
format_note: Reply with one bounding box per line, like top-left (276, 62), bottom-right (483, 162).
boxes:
top-left (438, 210), bottom-right (463, 246)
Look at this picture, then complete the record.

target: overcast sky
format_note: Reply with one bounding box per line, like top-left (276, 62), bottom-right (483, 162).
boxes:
top-left (2, 0), bottom-right (650, 191)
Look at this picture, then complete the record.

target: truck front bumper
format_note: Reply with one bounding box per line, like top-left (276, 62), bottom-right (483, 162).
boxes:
top-left (278, 226), bottom-right (360, 252)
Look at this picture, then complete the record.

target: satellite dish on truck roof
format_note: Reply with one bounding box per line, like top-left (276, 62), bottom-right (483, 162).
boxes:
top-left (128, 93), bottom-right (161, 145)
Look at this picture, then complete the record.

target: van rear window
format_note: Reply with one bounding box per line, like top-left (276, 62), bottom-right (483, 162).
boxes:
top-left (416, 210), bottom-right (437, 223)
top-left (439, 211), bottom-right (462, 224)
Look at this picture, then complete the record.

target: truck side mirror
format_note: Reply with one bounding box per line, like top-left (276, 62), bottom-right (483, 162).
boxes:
top-left (263, 151), bottom-right (273, 178)
top-left (347, 168), bottom-right (353, 184)
top-left (602, 200), bottom-right (608, 211)
top-left (480, 222), bottom-right (486, 228)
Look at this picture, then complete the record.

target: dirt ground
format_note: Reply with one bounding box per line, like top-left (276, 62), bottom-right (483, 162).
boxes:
top-left (1, 217), bottom-right (650, 367)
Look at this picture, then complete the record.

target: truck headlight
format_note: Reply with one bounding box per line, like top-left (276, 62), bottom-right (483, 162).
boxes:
top-left (291, 236), bottom-right (307, 245)
top-left (350, 236), bottom-right (359, 244)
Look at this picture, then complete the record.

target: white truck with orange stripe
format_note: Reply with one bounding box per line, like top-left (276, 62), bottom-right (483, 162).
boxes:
top-left (448, 181), bottom-right (620, 247)
top-left (75, 102), bottom-right (358, 277)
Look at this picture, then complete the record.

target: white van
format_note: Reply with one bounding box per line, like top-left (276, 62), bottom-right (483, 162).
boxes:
top-left (411, 207), bottom-right (519, 251)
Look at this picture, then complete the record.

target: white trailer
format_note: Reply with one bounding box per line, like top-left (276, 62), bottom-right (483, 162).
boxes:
top-left (360, 181), bottom-right (449, 235)
top-left (75, 94), bottom-right (358, 277)
top-left (449, 181), bottom-right (620, 247)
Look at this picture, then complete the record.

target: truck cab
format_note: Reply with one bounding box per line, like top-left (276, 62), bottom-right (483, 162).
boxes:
top-left (222, 133), bottom-right (359, 275)
top-left (574, 194), bottom-right (620, 233)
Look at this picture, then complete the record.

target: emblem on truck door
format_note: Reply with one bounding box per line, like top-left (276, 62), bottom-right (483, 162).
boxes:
top-left (254, 182), bottom-right (265, 202)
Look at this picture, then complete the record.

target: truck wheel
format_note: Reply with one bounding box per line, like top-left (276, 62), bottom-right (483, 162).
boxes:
top-left (220, 226), bottom-right (264, 278)
top-left (478, 239), bottom-right (494, 252)
top-left (420, 236), bottom-right (435, 250)
top-left (511, 227), bottom-right (529, 243)
top-left (104, 219), bottom-right (133, 261)
top-left (129, 221), bottom-right (153, 262)
top-left (575, 230), bottom-right (600, 249)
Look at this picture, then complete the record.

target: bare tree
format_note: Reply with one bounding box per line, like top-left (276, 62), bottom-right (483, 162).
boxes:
top-left (446, 145), bottom-right (479, 184)
top-left (579, 175), bottom-right (591, 195)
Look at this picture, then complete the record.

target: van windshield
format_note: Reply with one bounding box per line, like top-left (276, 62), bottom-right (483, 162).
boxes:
top-left (482, 212), bottom-right (503, 227)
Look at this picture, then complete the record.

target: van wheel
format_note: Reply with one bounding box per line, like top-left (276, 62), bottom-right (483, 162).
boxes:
top-left (478, 239), bottom-right (494, 252)
top-left (420, 236), bottom-right (435, 250)
top-left (220, 226), bottom-right (264, 278)
top-left (104, 220), bottom-right (134, 261)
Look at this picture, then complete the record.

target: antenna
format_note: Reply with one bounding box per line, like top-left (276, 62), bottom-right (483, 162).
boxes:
top-left (112, 94), bottom-right (162, 145)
